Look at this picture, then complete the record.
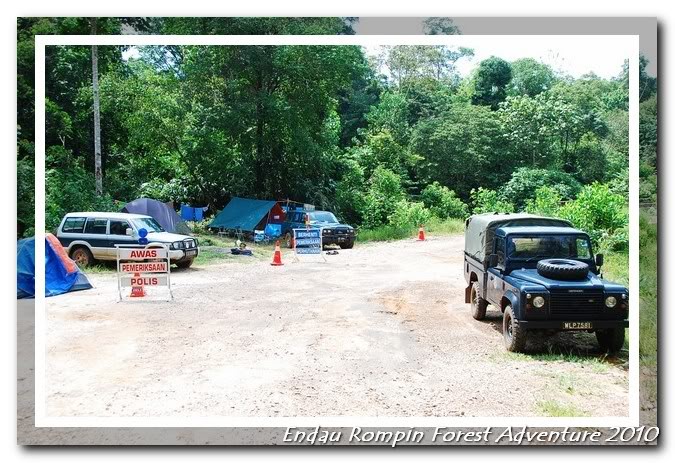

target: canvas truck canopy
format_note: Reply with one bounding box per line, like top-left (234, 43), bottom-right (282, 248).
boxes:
top-left (208, 197), bottom-right (285, 233)
top-left (464, 213), bottom-right (573, 266)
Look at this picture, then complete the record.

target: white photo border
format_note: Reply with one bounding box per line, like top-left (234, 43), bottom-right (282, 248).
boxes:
top-left (34, 33), bottom-right (640, 428)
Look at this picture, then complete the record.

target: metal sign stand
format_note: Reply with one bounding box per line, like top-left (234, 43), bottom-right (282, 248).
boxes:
top-left (115, 243), bottom-right (173, 301)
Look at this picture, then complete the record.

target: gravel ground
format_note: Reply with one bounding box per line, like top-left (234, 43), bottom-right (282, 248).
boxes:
top-left (43, 235), bottom-right (628, 418)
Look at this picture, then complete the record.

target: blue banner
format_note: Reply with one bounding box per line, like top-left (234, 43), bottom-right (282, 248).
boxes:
top-left (294, 228), bottom-right (322, 255)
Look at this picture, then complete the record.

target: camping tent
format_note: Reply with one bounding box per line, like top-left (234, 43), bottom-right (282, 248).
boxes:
top-left (17, 234), bottom-right (92, 298)
top-left (208, 197), bottom-right (285, 233)
top-left (464, 213), bottom-right (573, 267)
top-left (121, 198), bottom-right (191, 235)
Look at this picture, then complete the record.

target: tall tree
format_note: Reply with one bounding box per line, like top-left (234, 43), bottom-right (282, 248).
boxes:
top-left (471, 56), bottom-right (512, 110)
top-left (90, 18), bottom-right (103, 195)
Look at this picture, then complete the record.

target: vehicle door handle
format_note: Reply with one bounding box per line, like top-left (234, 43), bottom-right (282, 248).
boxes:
top-left (489, 276), bottom-right (494, 281)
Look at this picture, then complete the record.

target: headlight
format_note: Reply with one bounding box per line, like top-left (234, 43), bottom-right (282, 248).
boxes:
top-left (348, 229), bottom-right (355, 234)
top-left (533, 296), bottom-right (545, 308)
top-left (323, 229), bottom-right (332, 234)
top-left (605, 296), bottom-right (617, 308)
top-left (171, 242), bottom-right (181, 250)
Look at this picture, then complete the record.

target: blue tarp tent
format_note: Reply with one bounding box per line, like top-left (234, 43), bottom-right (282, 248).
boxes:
top-left (208, 197), bottom-right (285, 233)
top-left (122, 198), bottom-right (191, 235)
top-left (17, 234), bottom-right (92, 299)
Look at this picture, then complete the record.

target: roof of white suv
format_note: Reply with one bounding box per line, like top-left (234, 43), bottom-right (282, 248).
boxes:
top-left (63, 212), bottom-right (152, 220)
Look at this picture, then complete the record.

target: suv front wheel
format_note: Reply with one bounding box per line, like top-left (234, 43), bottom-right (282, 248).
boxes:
top-left (503, 305), bottom-right (527, 352)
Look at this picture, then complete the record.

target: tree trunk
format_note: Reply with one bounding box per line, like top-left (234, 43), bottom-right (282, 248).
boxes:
top-left (91, 19), bottom-right (103, 196)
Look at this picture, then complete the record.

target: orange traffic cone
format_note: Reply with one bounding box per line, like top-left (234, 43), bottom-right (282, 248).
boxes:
top-left (271, 240), bottom-right (284, 266)
top-left (130, 272), bottom-right (145, 297)
top-left (417, 225), bottom-right (426, 241)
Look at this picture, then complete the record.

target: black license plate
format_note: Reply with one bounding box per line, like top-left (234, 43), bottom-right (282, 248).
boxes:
top-left (185, 249), bottom-right (197, 257)
top-left (562, 321), bottom-right (593, 330)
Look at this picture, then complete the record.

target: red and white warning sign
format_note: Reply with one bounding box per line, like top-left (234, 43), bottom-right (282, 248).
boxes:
top-left (115, 244), bottom-right (172, 301)
top-left (120, 274), bottom-right (169, 287)
top-left (118, 248), bottom-right (168, 260)
top-left (120, 262), bottom-right (168, 273)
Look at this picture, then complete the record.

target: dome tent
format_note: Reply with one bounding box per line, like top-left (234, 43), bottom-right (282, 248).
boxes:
top-left (17, 234), bottom-right (92, 298)
top-left (121, 198), bottom-right (192, 235)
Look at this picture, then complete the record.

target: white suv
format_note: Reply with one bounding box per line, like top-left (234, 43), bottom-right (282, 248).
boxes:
top-left (56, 212), bottom-right (199, 268)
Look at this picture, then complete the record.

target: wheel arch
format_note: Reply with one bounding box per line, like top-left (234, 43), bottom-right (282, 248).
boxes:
top-left (501, 290), bottom-right (520, 315)
top-left (465, 271), bottom-right (480, 303)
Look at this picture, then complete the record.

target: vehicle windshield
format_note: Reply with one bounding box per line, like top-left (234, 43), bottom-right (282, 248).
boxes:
top-left (507, 235), bottom-right (592, 261)
top-left (308, 211), bottom-right (339, 224)
top-left (131, 217), bottom-right (164, 233)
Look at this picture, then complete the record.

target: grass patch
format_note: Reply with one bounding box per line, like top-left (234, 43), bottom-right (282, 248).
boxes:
top-left (536, 399), bottom-right (586, 417)
top-left (81, 263), bottom-right (116, 274)
top-left (638, 214), bottom-right (657, 370)
top-left (602, 248), bottom-right (629, 287)
top-left (496, 351), bottom-right (612, 373)
top-left (358, 218), bottom-right (464, 243)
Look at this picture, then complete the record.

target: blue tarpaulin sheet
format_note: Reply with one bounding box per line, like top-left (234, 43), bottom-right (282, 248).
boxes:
top-left (208, 197), bottom-right (282, 232)
top-left (17, 235), bottom-right (92, 299)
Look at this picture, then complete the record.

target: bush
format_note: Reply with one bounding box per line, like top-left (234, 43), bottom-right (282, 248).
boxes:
top-left (362, 166), bottom-right (406, 229)
top-left (186, 219), bottom-right (211, 235)
top-left (420, 182), bottom-right (469, 219)
top-left (333, 159), bottom-right (367, 226)
top-left (470, 187), bottom-right (514, 215)
top-left (525, 186), bottom-right (562, 216)
top-left (558, 183), bottom-right (628, 247)
top-left (388, 200), bottom-right (432, 229)
top-left (500, 167), bottom-right (582, 210)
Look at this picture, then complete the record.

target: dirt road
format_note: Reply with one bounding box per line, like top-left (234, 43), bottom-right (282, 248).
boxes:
top-left (44, 235), bottom-right (628, 418)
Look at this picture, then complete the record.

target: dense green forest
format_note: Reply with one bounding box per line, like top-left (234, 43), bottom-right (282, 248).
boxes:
top-left (17, 17), bottom-right (657, 252)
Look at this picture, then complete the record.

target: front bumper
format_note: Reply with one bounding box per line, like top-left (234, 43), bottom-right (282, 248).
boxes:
top-left (519, 319), bottom-right (628, 330)
top-left (169, 248), bottom-right (199, 262)
top-left (322, 234), bottom-right (355, 245)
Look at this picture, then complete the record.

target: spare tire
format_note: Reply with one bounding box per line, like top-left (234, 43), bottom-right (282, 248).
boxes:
top-left (537, 258), bottom-right (589, 280)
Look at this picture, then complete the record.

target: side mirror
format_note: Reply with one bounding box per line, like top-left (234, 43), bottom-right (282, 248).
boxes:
top-left (595, 253), bottom-right (604, 268)
top-left (488, 254), bottom-right (499, 267)
top-left (125, 228), bottom-right (133, 236)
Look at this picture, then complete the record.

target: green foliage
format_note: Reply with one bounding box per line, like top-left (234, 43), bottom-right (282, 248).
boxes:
top-left (333, 158), bottom-right (367, 225)
top-left (19, 20), bottom-right (650, 244)
top-left (639, 96), bottom-right (657, 169)
top-left (525, 186), bottom-right (563, 216)
top-left (471, 56), bottom-right (512, 110)
top-left (639, 163), bottom-right (657, 203)
top-left (411, 104), bottom-right (509, 195)
top-left (185, 219), bottom-right (211, 235)
top-left (470, 187), bottom-right (514, 215)
top-left (501, 167), bottom-right (582, 210)
top-left (362, 166), bottom-right (406, 229)
top-left (558, 183), bottom-right (628, 248)
top-left (507, 58), bottom-right (556, 97)
top-left (638, 214), bottom-right (657, 368)
top-left (420, 182), bottom-right (468, 219)
top-left (389, 200), bottom-right (432, 229)
top-left (45, 146), bottom-right (118, 232)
